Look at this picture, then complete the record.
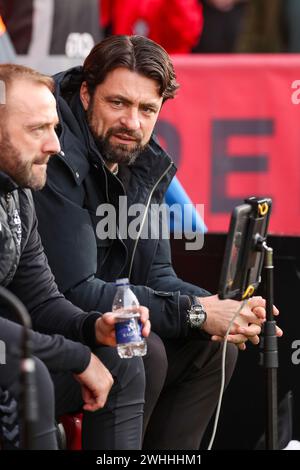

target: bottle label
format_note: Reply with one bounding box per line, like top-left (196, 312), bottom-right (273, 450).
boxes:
top-left (115, 317), bottom-right (142, 344)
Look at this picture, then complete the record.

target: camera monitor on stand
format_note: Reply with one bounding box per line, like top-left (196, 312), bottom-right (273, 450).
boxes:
top-left (218, 197), bottom-right (272, 301)
top-left (218, 196), bottom-right (279, 450)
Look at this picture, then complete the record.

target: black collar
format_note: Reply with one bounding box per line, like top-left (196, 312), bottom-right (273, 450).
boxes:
top-left (0, 171), bottom-right (18, 194)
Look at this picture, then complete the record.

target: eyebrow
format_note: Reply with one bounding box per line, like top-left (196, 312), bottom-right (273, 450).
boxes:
top-left (105, 94), bottom-right (160, 112)
top-left (25, 119), bottom-right (60, 128)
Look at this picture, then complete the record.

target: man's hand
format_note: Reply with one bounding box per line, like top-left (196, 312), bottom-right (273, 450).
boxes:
top-left (95, 306), bottom-right (150, 346)
top-left (198, 295), bottom-right (283, 350)
top-left (74, 352), bottom-right (114, 411)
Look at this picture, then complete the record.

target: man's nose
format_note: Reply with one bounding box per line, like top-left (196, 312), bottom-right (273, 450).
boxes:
top-left (120, 108), bottom-right (141, 131)
top-left (43, 129), bottom-right (61, 155)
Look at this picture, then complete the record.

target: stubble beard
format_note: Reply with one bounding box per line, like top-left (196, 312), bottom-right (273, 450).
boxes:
top-left (87, 103), bottom-right (146, 166)
top-left (0, 130), bottom-right (48, 190)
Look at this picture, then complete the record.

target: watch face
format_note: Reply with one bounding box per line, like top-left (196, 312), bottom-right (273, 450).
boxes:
top-left (189, 305), bottom-right (207, 329)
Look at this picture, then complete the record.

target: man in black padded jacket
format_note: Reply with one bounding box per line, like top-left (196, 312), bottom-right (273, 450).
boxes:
top-left (0, 63), bottom-right (150, 449)
top-left (34, 35), bottom-right (282, 449)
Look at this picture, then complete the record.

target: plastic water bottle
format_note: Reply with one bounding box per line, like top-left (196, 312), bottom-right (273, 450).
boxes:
top-left (112, 278), bottom-right (147, 358)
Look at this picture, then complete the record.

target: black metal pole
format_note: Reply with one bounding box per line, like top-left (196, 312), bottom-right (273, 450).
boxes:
top-left (262, 245), bottom-right (278, 450)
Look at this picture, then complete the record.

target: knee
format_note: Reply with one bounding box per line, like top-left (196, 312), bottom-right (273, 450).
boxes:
top-left (144, 333), bottom-right (168, 369)
top-left (93, 346), bottom-right (145, 397)
top-left (118, 356), bottom-right (146, 396)
top-left (34, 356), bottom-right (54, 389)
top-left (143, 332), bottom-right (168, 384)
top-left (34, 357), bottom-right (55, 417)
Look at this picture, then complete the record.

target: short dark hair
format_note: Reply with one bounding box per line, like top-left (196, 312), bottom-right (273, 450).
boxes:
top-left (83, 35), bottom-right (179, 102)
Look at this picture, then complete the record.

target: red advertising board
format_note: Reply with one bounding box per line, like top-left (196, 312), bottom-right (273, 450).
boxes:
top-left (158, 55), bottom-right (300, 235)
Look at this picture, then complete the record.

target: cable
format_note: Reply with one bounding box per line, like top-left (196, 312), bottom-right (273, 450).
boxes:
top-left (207, 299), bottom-right (247, 450)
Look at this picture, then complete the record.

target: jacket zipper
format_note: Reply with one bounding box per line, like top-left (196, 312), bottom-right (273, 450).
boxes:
top-left (5, 193), bottom-right (11, 211)
top-left (128, 162), bottom-right (174, 280)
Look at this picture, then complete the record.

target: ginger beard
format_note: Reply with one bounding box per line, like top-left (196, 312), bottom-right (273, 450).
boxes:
top-left (0, 127), bottom-right (50, 190)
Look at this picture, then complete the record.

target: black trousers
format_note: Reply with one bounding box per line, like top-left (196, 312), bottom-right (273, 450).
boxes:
top-left (0, 347), bottom-right (145, 450)
top-left (53, 335), bottom-right (237, 450)
top-left (142, 333), bottom-right (238, 450)
top-left (1, 335), bottom-right (237, 450)
top-left (52, 346), bottom-right (145, 450)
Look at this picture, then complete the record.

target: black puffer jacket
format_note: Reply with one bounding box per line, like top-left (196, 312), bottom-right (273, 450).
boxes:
top-left (0, 171), bottom-right (94, 373)
top-left (34, 67), bottom-right (210, 339)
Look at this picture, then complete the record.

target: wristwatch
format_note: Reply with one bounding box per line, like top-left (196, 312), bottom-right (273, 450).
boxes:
top-left (187, 296), bottom-right (207, 329)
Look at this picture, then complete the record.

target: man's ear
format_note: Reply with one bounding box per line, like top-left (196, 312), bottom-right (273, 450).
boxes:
top-left (80, 81), bottom-right (90, 111)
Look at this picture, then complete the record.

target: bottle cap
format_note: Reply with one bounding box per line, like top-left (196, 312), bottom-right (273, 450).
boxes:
top-left (115, 278), bottom-right (129, 286)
